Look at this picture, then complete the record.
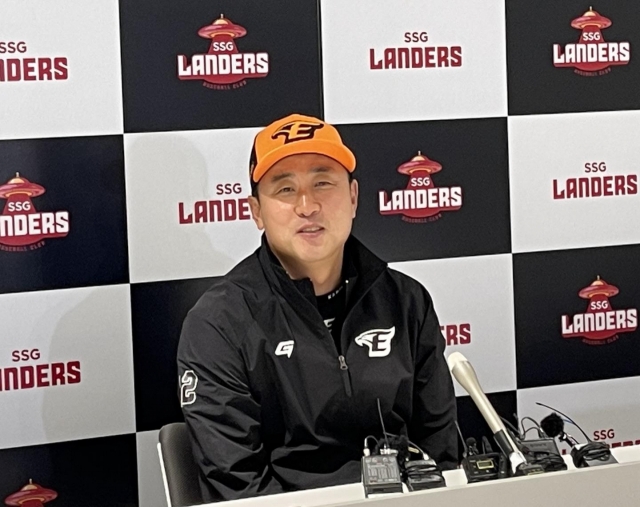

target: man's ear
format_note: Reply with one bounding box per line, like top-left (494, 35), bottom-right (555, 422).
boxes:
top-left (248, 195), bottom-right (264, 230)
top-left (350, 178), bottom-right (359, 218)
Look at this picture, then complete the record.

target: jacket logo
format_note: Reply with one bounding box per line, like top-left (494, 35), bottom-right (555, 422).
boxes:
top-left (354, 327), bottom-right (395, 357)
top-left (179, 370), bottom-right (198, 407)
top-left (275, 340), bottom-right (295, 358)
top-left (271, 121), bottom-right (324, 144)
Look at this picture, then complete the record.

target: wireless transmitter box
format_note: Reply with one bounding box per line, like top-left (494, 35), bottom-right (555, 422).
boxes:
top-left (362, 455), bottom-right (403, 496)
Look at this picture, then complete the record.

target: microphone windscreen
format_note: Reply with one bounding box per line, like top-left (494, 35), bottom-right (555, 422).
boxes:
top-left (447, 351), bottom-right (468, 372)
top-left (540, 413), bottom-right (564, 438)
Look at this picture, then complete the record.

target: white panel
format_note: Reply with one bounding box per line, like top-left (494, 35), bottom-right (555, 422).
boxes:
top-left (390, 254), bottom-right (516, 395)
top-left (137, 430), bottom-right (169, 507)
top-left (0, 284), bottom-right (135, 449)
top-left (0, 0), bottom-right (123, 140)
top-left (518, 377), bottom-right (640, 452)
top-left (321, 0), bottom-right (508, 124)
top-left (125, 128), bottom-right (263, 283)
top-left (509, 110), bottom-right (640, 253)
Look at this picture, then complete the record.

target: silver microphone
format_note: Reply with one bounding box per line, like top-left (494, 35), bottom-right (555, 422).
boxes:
top-left (447, 352), bottom-right (528, 475)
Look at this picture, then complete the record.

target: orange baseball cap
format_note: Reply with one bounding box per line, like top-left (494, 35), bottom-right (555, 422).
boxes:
top-left (249, 114), bottom-right (356, 183)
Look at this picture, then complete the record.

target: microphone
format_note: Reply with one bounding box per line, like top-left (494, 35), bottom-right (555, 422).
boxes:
top-left (540, 413), bottom-right (580, 446)
top-left (539, 406), bottom-right (616, 468)
top-left (447, 352), bottom-right (543, 476)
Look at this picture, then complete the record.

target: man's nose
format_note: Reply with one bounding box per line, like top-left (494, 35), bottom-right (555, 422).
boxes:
top-left (294, 191), bottom-right (320, 217)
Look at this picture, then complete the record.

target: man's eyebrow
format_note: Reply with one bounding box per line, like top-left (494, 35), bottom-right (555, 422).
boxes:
top-left (310, 166), bottom-right (333, 174)
top-left (268, 172), bottom-right (294, 184)
top-left (268, 166), bottom-right (334, 184)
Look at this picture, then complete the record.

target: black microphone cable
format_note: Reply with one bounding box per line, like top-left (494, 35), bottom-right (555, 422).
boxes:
top-left (376, 398), bottom-right (393, 454)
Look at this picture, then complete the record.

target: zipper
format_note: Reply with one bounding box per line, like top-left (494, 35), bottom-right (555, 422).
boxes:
top-left (333, 273), bottom-right (384, 399)
top-left (338, 355), bottom-right (353, 397)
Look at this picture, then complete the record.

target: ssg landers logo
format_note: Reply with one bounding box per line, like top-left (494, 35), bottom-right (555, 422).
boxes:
top-left (5, 480), bottom-right (58, 507)
top-left (379, 152), bottom-right (462, 223)
top-left (369, 29), bottom-right (462, 70)
top-left (0, 173), bottom-right (69, 252)
top-left (552, 161), bottom-right (637, 200)
top-left (0, 41), bottom-right (68, 82)
top-left (561, 276), bottom-right (637, 345)
top-left (177, 14), bottom-right (269, 90)
top-left (1, 348), bottom-right (81, 392)
top-left (553, 7), bottom-right (631, 77)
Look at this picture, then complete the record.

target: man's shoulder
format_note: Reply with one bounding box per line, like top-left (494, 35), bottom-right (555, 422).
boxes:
top-left (349, 235), bottom-right (431, 303)
top-left (383, 267), bottom-right (431, 302)
top-left (188, 250), bottom-right (270, 324)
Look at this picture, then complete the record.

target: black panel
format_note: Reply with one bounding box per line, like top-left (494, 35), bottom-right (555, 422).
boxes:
top-left (456, 391), bottom-right (518, 461)
top-left (0, 136), bottom-right (128, 294)
top-left (507, 1), bottom-right (640, 115)
top-left (341, 118), bottom-right (511, 262)
top-left (514, 244), bottom-right (640, 388)
top-left (120, 0), bottom-right (322, 132)
top-left (0, 434), bottom-right (137, 507)
top-left (131, 276), bottom-right (220, 431)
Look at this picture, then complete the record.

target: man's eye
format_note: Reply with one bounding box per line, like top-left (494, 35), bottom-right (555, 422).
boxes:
top-left (316, 181), bottom-right (332, 187)
top-left (277, 187), bottom-right (294, 194)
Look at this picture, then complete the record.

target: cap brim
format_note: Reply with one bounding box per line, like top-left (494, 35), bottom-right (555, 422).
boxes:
top-left (252, 140), bottom-right (356, 182)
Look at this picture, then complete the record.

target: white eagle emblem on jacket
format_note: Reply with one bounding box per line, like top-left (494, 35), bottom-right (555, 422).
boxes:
top-left (354, 327), bottom-right (395, 357)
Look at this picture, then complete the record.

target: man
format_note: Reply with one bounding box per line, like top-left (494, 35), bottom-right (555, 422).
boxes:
top-left (177, 113), bottom-right (457, 502)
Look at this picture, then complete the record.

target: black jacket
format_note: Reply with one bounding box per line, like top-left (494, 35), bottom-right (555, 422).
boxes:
top-left (177, 236), bottom-right (457, 502)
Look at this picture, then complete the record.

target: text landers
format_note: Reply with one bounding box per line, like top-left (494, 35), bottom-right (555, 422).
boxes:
top-left (369, 30), bottom-right (462, 70)
top-left (177, 15), bottom-right (269, 90)
top-left (379, 152), bottom-right (462, 223)
top-left (553, 8), bottom-right (631, 77)
top-left (441, 323), bottom-right (471, 346)
top-left (552, 162), bottom-right (638, 200)
top-left (561, 276), bottom-right (638, 346)
top-left (2, 348), bottom-right (81, 392)
top-left (0, 41), bottom-right (68, 82)
top-left (179, 182), bottom-right (251, 224)
top-left (0, 173), bottom-right (70, 252)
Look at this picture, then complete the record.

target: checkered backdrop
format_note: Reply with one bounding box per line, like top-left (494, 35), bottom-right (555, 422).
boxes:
top-left (1, 0), bottom-right (640, 505)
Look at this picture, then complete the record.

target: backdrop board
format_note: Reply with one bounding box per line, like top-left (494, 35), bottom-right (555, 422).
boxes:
top-left (1, 0), bottom-right (639, 506)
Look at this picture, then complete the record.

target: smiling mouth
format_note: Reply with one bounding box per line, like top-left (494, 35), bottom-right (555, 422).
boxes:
top-left (298, 226), bottom-right (324, 233)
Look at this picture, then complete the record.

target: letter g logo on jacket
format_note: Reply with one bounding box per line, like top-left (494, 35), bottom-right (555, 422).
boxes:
top-left (354, 327), bottom-right (395, 357)
top-left (275, 340), bottom-right (295, 358)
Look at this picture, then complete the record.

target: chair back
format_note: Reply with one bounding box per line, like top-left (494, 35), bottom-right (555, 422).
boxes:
top-left (158, 422), bottom-right (203, 507)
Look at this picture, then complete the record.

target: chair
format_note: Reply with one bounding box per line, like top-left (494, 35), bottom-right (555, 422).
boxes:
top-left (158, 422), bottom-right (204, 507)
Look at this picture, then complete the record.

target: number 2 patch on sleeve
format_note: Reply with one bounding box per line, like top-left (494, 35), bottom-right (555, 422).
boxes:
top-left (180, 370), bottom-right (198, 407)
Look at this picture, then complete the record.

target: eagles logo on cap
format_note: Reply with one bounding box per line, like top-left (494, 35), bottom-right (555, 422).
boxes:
top-left (271, 121), bottom-right (324, 144)
top-left (249, 114), bottom-right (356, 183)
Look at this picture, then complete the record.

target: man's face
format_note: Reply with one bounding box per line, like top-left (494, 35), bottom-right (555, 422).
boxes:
top-left (248, 153), bottom-right (358, 267)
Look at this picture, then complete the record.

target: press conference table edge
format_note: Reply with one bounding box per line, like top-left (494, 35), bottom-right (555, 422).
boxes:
top-left (193, 446), bottom-right (640, 507)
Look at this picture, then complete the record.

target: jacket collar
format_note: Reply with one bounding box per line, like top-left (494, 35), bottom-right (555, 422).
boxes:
top-left (257, 233), bottom-right (387, 313)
